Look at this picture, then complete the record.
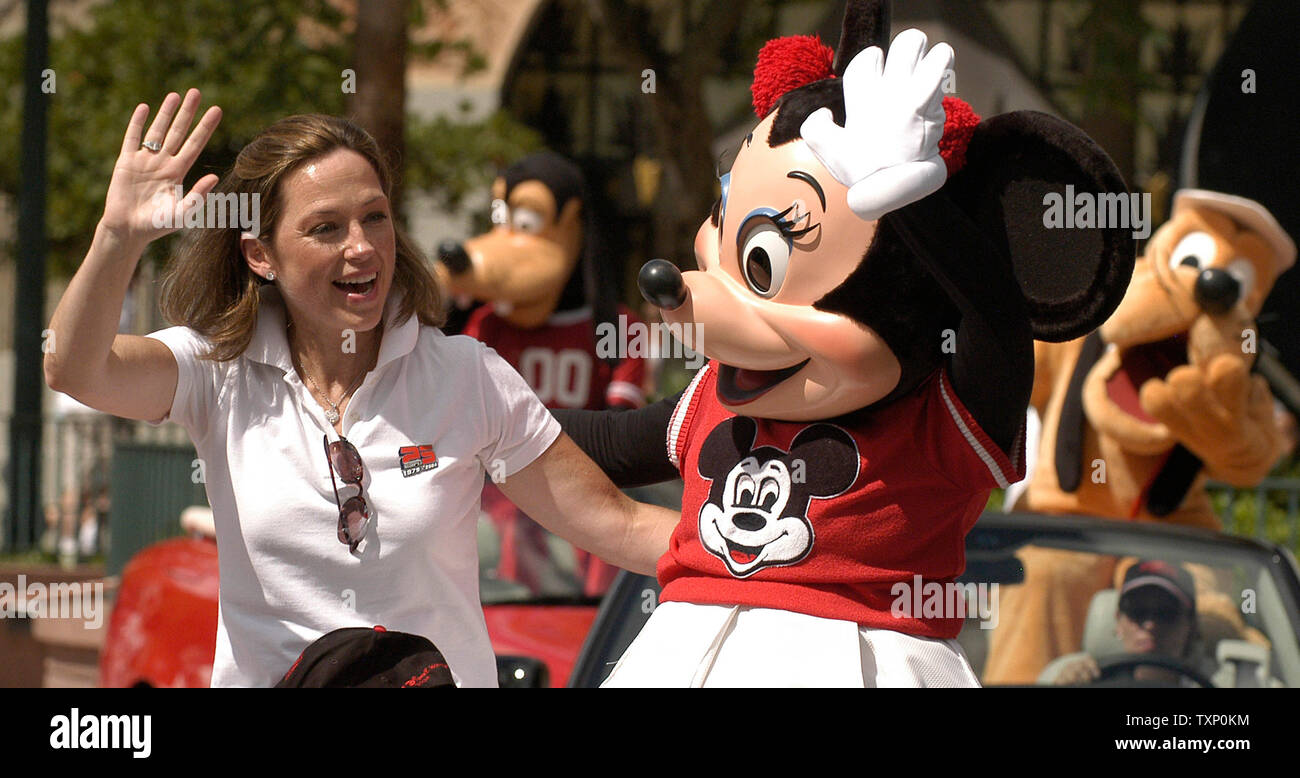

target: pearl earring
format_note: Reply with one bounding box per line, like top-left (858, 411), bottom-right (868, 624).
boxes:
top-left (266, 271), bottom-right (276, 281)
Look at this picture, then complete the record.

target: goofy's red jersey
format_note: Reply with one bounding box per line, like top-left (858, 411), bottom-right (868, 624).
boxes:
top-left (658, 362), bottom-right (1024, 638)
top-left (463, 305), bottom-right (646, 410)
top-left (465, 304), bottom-right (647, 597)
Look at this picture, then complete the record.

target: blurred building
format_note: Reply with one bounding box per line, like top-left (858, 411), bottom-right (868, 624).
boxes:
top-left (409, 0), bottom-right (1248, 226)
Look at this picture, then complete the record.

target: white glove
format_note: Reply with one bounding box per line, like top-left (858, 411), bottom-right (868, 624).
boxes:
top-left (800, 28), bottom-right (953, 222)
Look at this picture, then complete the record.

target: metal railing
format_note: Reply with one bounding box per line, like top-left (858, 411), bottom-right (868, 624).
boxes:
top-left (0, 412), bottom-right (194, 561)
top-left (1209, 477), bottom-right (1300, 551)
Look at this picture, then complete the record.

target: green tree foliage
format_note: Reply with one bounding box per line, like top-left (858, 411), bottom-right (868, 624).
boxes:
top-left (1208, 454), bottom-right (1300, 552)
top-left (404, 107), bottom-right (543, 215)
top-left (1073, 0), bottom-right (1157, 122)
top-left (0, 0), bottom-right (351, 274)
top-left (0, 0), bottom-right (538, 275)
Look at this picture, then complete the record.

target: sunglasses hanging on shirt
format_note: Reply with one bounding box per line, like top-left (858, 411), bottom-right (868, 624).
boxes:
top-left (324, 434), bottom-right (371, 552)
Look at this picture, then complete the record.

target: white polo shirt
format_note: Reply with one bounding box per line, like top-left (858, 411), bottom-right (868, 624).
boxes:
top-left (146, 286), bottom-right (560, 687)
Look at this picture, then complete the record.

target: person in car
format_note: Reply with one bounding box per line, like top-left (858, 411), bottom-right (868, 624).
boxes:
top-left (42, 89), bottom-right (677, 687)
top-left (1054, 559), bottom-right (1204, 685)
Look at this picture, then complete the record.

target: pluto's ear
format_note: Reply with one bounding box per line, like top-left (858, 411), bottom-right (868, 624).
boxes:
top-left (945, 111), bottom-right (1136, 342)
top-left (833, 0), bottom-right (891, 75)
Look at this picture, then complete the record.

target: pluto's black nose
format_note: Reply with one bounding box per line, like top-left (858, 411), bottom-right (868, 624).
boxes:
top-left (639, 259), bottom-right (687, 311)
top-left (1194, 268), bottom-right (1240, 315)
top-left (437, 240), bottom-right (471, 275)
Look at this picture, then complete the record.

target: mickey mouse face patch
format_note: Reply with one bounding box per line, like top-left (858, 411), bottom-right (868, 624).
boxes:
top-left (697, 418), bottom-right (859, 577)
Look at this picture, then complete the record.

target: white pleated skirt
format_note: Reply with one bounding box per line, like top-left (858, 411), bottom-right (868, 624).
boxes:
top-left (601, 601), bottom-right (981, 688)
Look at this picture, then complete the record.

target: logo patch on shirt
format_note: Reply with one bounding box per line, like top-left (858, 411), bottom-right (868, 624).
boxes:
top-left (399, 444), bottom-right (438, 477)
top-left (696, 418), bottom-right (859, 578)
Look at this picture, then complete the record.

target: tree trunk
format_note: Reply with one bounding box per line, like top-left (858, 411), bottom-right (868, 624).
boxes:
top-left (650, 72), bottom-right (723, 265)
top-left (1075, 0), bottom-right (1146, 186)
top-left (349, 0), bottom-right (409, 208)
top-left (590, 0), bottom-right (752, 267)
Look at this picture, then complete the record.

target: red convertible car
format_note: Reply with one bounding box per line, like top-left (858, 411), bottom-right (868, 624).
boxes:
top-left (100, 507), bottom-right (602, 688)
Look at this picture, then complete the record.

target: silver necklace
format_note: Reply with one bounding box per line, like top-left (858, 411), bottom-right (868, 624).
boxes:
top-left (288, 319), bottom-right (380, 425)
top-left (301, 367), bottom-right (366, 425)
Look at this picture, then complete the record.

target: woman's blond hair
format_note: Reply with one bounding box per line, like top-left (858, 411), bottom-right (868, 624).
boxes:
top-left (159, 114), bottom-right (444, 361)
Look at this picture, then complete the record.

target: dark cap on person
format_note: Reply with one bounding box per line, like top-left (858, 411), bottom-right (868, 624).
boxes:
top-left (1120, 559), bottom-right (1196, 613)
top-left (275, 626), bottom-right (456, 688)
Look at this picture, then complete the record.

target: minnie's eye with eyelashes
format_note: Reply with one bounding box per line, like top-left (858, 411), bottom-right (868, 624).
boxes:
top-left (772, 202), bottom-right (817, 240)
top-left (739, 220), bottom-right (790, 298)
top-left (735, 203), bottom-right (818, 298)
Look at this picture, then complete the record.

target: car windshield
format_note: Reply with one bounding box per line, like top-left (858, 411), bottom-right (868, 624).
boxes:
top-left (960, 514), bottom-right (1300, 688)
top-left (477, 481), bottom-right (683, 606)
top-left (568, 512), bottom-right (1300, 688)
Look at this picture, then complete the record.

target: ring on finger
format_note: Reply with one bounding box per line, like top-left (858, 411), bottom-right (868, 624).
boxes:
top-left (141, 139), bottom-right (163, 153)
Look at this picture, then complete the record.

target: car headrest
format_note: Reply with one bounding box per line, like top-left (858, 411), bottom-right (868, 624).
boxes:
top-left (180, 505), bottom-right (215, 539)
top-left (1036, 588), bottom-right (1134, 684)
top-left (1082, 588), bottom-right (1125, 657)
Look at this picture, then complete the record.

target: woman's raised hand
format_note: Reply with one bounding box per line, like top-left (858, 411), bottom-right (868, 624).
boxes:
top-left (100, 88), bottom-right (223, 247)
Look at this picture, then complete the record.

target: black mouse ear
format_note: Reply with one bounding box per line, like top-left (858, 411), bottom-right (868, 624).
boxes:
top-left (787, 424), bottom-right (859, 498)
top-left (833, 0), bottom-right (891, 75)
top-left (946, 111), bottom-right (1136, 342)
top-left (698, 417), bottom-right (758, 480)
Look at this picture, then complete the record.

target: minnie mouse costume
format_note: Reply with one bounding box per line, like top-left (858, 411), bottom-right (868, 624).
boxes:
top-left (558, 0), bottom-right (1134, 686)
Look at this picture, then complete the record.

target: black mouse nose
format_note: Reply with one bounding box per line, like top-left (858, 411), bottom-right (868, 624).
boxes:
top-left (1194, 268), bottom-right (1240, 315)
top-left (731, 512), bottom-right (767, 532)
top-left (638, 259), bottom-right (687, 311)
top-left (437, 240), bottom-right (471, 275)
